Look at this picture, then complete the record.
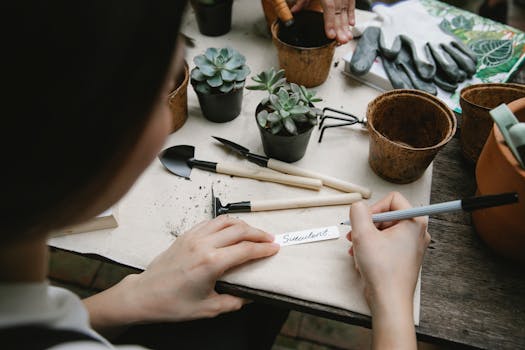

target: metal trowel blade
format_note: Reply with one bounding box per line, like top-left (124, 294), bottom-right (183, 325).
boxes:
top-left (158, 145), bottom-right (195, 179)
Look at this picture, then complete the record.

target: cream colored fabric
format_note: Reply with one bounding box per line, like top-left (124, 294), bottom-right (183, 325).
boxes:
top-left (49, 2), bottom-right (431, 325)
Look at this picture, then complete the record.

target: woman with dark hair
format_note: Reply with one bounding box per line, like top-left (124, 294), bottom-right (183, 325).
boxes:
top-left (1, 1), bottom-right (429, 349)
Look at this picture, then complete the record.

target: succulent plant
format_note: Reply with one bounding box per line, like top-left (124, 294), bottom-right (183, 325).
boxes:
top-left (248, 68), bottom-right (322, 136)
top-left (191, 47), bottom-right (250, 94)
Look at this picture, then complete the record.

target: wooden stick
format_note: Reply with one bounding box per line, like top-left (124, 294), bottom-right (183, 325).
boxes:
top-left (216, 162), bottom-right (322, 190)
top-left (267, 158), bottom-right (372, 198)
top-left (251, 193), bottom-right (362, 211)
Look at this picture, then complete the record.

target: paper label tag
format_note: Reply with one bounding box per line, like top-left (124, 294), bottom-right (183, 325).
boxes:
top-left (274, 226), bottom-right (340, 247)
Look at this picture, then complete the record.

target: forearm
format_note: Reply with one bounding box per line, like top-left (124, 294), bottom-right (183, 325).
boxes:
top-left (370, 294), bottom-right (417, 350)
top-left (83, 274), bottom-right (142, 335)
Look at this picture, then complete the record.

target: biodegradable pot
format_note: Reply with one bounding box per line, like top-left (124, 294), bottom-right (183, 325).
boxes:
top-left (271, 11), bottom-right (336, 87)
top-left (168, 62), bottom-right (190, 133)
top-left (193, 84), bottom-right (244, 123)
top-left (473, 97), bottom-right (525, 264)
top-left (191, 0), bottom-right (233, 36)
top-left (256, 104), bottom-right (314, 162)
top-left (367, 90), bottom-right (457, 184)
top-left (261, 0), bottom-right (322, 29)
top-left (459, 83), bottom-right (525, 164)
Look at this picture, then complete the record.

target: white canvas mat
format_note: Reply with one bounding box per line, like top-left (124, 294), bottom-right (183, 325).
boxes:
top-left (50, 2), bottom-right (431, 324)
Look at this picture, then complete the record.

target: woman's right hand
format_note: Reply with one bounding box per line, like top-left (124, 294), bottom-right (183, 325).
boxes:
top-left (347, 192), bottom-right (430, 349)
top-left (84, 216), bottom-right (279, 330)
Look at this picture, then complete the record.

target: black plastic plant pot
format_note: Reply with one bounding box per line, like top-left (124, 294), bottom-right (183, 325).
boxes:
top-left (194, 85), bottom-right (244, 123)
top-left (192, 0), bottom-right (233, 37)
top-left (256, 105), bottom-right (314, 162)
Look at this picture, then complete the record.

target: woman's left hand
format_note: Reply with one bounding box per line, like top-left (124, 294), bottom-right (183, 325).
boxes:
top-left (291, 0), bottom-right (355, 44)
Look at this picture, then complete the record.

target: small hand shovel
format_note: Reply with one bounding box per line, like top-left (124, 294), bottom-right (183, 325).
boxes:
top-left (158, 145), bottom-right (322, 190)
top-left (212, 189), bottom-right (362, 217)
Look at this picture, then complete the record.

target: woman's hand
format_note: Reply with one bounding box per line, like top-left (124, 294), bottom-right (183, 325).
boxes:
top-left (84, 216), bottom-right (279, 331)
top-left (291, 0), bottom-right (355, 44)
top-left (347, 192), bottom-right (430, 350)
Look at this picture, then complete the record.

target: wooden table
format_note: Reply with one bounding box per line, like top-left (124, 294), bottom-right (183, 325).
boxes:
top-left (218, 71), bottom-right (525, 350)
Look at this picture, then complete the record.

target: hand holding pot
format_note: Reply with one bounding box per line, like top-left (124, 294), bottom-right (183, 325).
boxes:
top-left (289, 0), bottom-right (355, 43)
top-left (347, 192), bottom-right (430, 349)
top-left (84, 216), bottom-right (279, 329)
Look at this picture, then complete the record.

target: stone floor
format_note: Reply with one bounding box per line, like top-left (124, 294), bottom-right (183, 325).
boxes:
top-left (48, 2), bottom-right (525, 349)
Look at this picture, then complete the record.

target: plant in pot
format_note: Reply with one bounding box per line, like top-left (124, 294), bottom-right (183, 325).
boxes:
top-left (191, 0), bottom-right (233, 36)
top-left (191, 47), bottom-right (250, 123)
top-left (247, 68), bottom-right (322, 162)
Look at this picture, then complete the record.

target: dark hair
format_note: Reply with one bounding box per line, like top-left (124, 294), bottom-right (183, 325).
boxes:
top-left (2, 1), bottom-right (188, 241)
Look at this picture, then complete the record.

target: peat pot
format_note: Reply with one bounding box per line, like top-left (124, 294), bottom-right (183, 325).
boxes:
top-left (367, 90), bottom-right (457, 184)
top-left (271, 11), bottom-right (336, 87)
top-left (256, 104), bottom-right (314, 162)
top-left (193, 85), bottom-right (244, 123)
top-left (191, 0), bottom-right (233, 37)
top-left (473, 97), bottom-right (525, 263)
top-left (168, 62), bottom-right (190, 133)
top-left (459, 83), bottom-right (525, 163)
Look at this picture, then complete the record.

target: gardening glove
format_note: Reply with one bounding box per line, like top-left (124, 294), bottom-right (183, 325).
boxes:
top-left (349, 0), bottom-right (478, 91)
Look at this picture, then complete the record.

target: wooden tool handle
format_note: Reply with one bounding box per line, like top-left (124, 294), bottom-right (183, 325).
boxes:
top-left (251, 193), bottom-right (362, 211)
top-left (272, 0), bottom-right (294, 25)
top-left (267, 159), bottom-right (372, 198)
top-left (216, 163), bottom-right (322, 190)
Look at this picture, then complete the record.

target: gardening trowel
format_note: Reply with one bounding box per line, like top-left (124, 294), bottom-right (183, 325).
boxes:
top-left (158, 145), bottom-right (323, 190)
top-left (212, 136), bottom-right (372, 198)
top-left (212, 188), bottom-right (362, 217)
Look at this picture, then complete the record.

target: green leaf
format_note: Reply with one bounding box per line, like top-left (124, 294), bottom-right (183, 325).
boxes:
top-left (195, 82), bottom-right (210, 94)
top-left (234, 82), bottom-right (245, 90)
top-left (289, 105), bottom-right (309, 114)
top-left (276, 88), bottom-right (289, 101)
top-left (235, 66), bottom-right (251, 81)
top-left (291, 114), bottom-right (308, 123)
top-left (204, 48), bottom-right (219, 62)
top-left (219, 47), bottom-right (232, 59)
top-left (283, 118), bottom-right (298, 135)
top-left (224, 53), bottom-right (246, 70)
top-left (219, 82), bottom-right (234, 93)
top-left (190, 68), bottom-right (206, 81)
top-left (207, 74), bottom-right (223, 87)
top-left (221, 69), bottom-right (237, 82)
top-left (257, 110), bottom-right (268, 127)
top-left (269, 94), bottom-right (281, 109)
top-left (469, 39), bottom-right (513, 68)
top-left (267, 112), bottom-right (280, 123)
top-left (246, 85), bottom-right (268, 90)
top-left (271, 121), bottom-right (283, 134)
top-left (198, 63), bottom-right (216, 77)
top-left (290, 83), bottom-right (301, 95)
top-left (451, 15), bottom-right (474, 31)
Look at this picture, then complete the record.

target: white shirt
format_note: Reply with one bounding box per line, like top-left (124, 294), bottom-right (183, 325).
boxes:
top-left (0, 282), bottom-right (146, 349)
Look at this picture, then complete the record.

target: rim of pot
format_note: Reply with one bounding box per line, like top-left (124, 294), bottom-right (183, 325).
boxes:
top-left (168, 61), bottom-right (189, 101)
top-left (367, 89), bottom-right (457, 152)
top-left (255, 103), bottom-right (315, 136)
top-left (270, 16), bottom-right (336, 51)
top-left (460, 83), bottom-right (525, 111)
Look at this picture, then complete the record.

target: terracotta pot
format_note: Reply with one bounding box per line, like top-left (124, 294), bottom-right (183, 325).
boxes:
top-left (367, 90), bottom-right (457, 184)
top-left (271, 11), bottom-right (335, 87)
top-left (472, 97), bottom-right (525, 263)
top-left (261, 0), bottom-right (323, 29)
top-left (459, 83), bottom-right (525, 164)
top-left (168, 62), bottom-right (189, 133)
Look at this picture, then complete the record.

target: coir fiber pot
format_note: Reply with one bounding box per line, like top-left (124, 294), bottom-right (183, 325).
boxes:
top-left (191, 0), bottom-right (233, 37)
top-left (271, 11), bottom-right (336, 87)
top-left (168, 62), bottom-right (190, 133)
top-left (261, 0), bottom-right (322, 29)
top-left (459, 83), bottom-right (525, 164)
top-left (367, 89), bottom-right (457, 184)
top-left (473, 97), bottom-right (525, 263)
top-left (193, 85), bottom-right (244, 123)
top-left (256, 104), bottom-right (314, 162)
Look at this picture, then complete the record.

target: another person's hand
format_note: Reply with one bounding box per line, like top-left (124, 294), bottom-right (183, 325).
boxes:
top-left (291, 0), bottom-right (355, 44)
top-left (84, 216), bottom-right (279, 330)
top-left (347, 192), bottom-right (430, 349)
